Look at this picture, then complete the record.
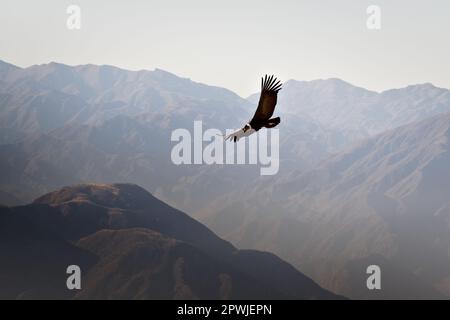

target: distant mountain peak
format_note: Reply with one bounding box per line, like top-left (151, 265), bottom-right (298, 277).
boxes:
top-left (282, 77), bottom-right (377, 94)
top-left (153, 67), bottom-right (177, 75)
top-left (151, 67), bottom-right (195, 83)
top-left (315, 77), bottom-right (352, 85)
top-left (0, 60), bottom-right (21, 79)
top-left (0, 59), bottom-right (20, 70)
top-left (40, 61), bottom-right (73, 70)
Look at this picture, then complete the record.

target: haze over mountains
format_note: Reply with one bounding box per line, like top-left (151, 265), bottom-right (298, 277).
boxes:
top-left (2, 60), bottom-right (450, 207)
top-left (1, 59), bottom-right (450, 299)
top-left (201, 111), bottom-right (450, 299)
top-left (251, 78), bottom-right (450, 138)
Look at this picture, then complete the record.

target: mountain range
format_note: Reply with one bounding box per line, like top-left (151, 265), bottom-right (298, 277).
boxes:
top-left (1, 59), bottom-right (450, 299)
top-left (200, 111), bottom-right (450, 299)
top-left (3, 60), bottom-right (450, 210)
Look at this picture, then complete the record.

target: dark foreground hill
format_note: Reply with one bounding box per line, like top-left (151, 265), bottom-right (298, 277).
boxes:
top-left (0, 183), bottom-right (341, 299)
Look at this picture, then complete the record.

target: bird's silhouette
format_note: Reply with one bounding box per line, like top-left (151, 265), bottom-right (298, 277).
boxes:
top-left (225, 75), bottom-right (282, 142)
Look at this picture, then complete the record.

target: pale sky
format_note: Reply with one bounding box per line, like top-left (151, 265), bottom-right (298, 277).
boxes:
top-left (0, 0), bottom-right (449, 96)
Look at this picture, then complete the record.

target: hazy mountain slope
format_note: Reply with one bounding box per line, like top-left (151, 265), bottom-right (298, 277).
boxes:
top-left (0, 61), bottom-right (249, 143)
top-left (0, 183), bottom-right (340, 300)
top-left (249, 78), bottom-right (450, 141)
top-left (0, 60), bottom-right (20, 79)
top-left (3, 61), bottom-right (450, 213)
top-left (0, 60), bottom-right (342, 210)
top-left (200, 111), bottom-right (450, 299)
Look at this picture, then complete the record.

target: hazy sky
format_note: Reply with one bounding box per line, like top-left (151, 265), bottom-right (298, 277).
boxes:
top-left (0, 0), bottom-right (449, 96)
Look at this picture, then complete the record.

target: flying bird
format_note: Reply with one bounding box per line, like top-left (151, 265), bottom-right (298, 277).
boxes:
top-left (225, 75), bottom-right (282, 143)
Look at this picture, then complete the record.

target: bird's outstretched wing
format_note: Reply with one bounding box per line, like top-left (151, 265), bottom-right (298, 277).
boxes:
top-left (250, 75), bottom-right (282, 125)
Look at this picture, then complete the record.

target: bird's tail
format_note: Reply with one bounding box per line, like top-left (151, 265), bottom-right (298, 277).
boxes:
top-left (263, 117), bottom-right (281, 128)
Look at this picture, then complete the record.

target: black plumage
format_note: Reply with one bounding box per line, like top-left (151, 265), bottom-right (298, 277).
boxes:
top-left (249, 74), bottom-right (282, 131)
top-left (224, 75), bottom-right (282, 142)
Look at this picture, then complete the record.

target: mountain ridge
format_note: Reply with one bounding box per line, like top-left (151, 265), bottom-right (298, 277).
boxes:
top-left (199, 110), bottom-right (450, 299)
top-left (0, 182), bottom-right (341, 300)
top-left (2, 59), bottom-right (450, 209)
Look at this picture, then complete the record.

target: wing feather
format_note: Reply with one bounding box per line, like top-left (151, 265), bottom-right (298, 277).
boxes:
top-left (250, 75), bottom-right (282, 126)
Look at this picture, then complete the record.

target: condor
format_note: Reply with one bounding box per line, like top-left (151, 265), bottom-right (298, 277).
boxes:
top-left (225, 75), bottom-right (282, 142)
